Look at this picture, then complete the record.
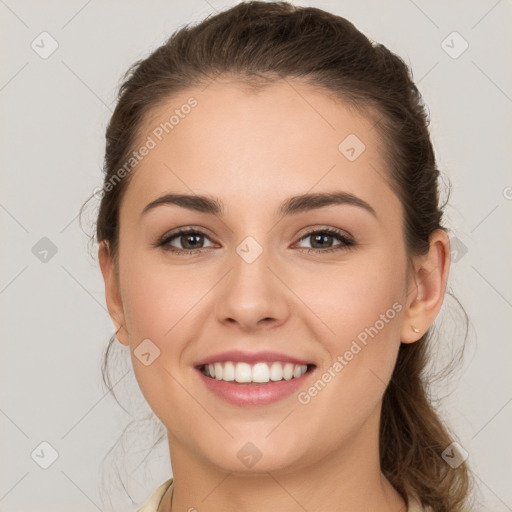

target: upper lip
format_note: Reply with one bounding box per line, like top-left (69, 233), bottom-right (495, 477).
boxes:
top-left (193, 350), bottom-right (315, 368)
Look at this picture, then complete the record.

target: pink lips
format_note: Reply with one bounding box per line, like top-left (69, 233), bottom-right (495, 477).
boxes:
top-left (196, 368), bottom-right (314, 406)
top-left (193, 350), bottom-right (316, 406)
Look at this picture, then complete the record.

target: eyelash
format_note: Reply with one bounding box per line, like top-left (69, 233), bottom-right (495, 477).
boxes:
top-left (155, 227), bottom-right (355, 256)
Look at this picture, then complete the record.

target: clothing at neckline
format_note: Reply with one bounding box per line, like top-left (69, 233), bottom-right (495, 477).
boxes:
top-left (136, 478), bottom-right (432, 512)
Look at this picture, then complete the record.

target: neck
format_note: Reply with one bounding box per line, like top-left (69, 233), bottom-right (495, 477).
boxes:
top-left (161, 408), bottom-right (407, 512)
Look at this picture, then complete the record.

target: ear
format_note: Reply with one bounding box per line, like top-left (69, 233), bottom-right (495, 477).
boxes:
top-left (98, 241), bottom-right (129, 346)
top-left (400, 229), bottom-right (451, 343)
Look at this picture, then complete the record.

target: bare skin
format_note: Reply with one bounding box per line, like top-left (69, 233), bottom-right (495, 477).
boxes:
top-left (99, 77), bottom-right (450, 512)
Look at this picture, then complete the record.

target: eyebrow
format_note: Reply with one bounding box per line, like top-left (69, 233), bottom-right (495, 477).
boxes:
top-left (140, 191), bottom-right (377, 219)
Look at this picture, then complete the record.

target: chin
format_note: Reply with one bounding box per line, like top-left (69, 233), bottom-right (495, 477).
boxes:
top-left (198, 435), bottom-right (310, 475)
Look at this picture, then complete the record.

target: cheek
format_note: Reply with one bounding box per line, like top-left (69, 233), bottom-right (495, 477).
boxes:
top-left (118, 242), bottom-right (237, 403)
top-left (120, 249), bottom-right (206, 343)
top-left (289, 247), bottom-right (406, 403)
top-left (292, 250), bottom-right (406, 347)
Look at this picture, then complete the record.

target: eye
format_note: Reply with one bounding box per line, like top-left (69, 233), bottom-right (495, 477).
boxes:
top-left (295, 228), bottom-right (355, 254)
top-left (156, 228), bottom-right (216, 255)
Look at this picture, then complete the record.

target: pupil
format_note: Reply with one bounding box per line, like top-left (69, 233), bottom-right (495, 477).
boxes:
top-left (312, 234), bottom-right (332, 248)
top-left (183, 234), bottom-right (202, 249)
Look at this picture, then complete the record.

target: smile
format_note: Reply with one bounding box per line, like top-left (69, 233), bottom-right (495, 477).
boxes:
top-left (195, 361), bottom-right (317, 406)
top-left (200, 361), bottom-right (311, 383)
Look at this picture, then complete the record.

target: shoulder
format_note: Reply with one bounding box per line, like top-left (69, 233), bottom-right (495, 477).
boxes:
top-left (137, 478), bottom-right (173, 512)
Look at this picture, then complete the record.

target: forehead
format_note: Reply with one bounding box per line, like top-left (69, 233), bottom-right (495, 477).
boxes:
top-left (121, 78), bottom-right (398, 221)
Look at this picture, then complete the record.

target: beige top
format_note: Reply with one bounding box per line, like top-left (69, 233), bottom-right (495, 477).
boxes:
top-left (137, 478), bottom-right (432, 512)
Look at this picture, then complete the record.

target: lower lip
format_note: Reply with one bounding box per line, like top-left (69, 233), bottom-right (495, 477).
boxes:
top-left (196, 367), bottom-right (315, 406)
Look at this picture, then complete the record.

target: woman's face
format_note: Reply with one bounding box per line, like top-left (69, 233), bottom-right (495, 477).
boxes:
top-left (102, 78), bottom-right (418, 474)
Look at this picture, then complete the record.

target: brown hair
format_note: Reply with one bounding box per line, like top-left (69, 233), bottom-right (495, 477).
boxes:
top-left (82, 1), bottom-right (473, 509)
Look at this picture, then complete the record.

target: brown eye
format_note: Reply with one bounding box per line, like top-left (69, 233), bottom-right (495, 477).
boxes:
top-left (158, 229), bottom-right (215, 254)
top-left (177, 232), bottom-right (205, 250)
top-left (295, 228), bottom-right (354, 254)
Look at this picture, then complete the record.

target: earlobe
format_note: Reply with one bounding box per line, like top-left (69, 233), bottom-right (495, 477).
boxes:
top-left (400, 229), bottom-right (451, 344)
top-left (98, 241), bottom-right (129, 346)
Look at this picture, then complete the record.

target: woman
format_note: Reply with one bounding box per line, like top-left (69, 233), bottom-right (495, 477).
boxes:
top-left (92, 1), bottom-right (472, 510)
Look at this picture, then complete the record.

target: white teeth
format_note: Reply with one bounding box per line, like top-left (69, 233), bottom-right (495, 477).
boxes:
top-left (283, 363), bottom-right (294, 380)
top-left (269, 361), bottom-right (283, 381)
top-left (222, 361), bottom-right (235, 381)
top-left (202, 361), bottom-right (309, 383)
top-left (252, 362), bottom-right (270, 383)
top-left (235, 362), bottom-right (252, 383)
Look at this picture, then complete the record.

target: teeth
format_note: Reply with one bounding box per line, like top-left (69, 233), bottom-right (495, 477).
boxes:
top-left (283, 363), bottom-right (294, 380)
top-left (293, 364), bottom-right (303, 378)
top-left (202, 361), bottom-right (309, 383)
top-left (252, 362), bottom-right (269, 383)
top-left (214, 362), bottom-right (223, 380)
top-left (222, 361), bottom-right (235, 381)
top-left (269, 361), bottom-right (283, 381)
top-left (235, 362), bottom-right (252, 383)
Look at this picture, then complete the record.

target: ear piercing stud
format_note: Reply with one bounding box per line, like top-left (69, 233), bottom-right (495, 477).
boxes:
top-left (411, 326), bottom-right (420, 333)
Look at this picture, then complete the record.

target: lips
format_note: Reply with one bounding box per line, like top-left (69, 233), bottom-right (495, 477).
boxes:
top-left (193, 350), bottom-right (317, 406)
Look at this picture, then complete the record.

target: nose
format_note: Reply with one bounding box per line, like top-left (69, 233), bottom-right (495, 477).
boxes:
top-left (214, 248), bottom-right (290, 332)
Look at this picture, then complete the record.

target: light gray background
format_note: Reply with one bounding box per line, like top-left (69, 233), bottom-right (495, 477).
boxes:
top-left (1, 1), bottom-right (511, 511)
